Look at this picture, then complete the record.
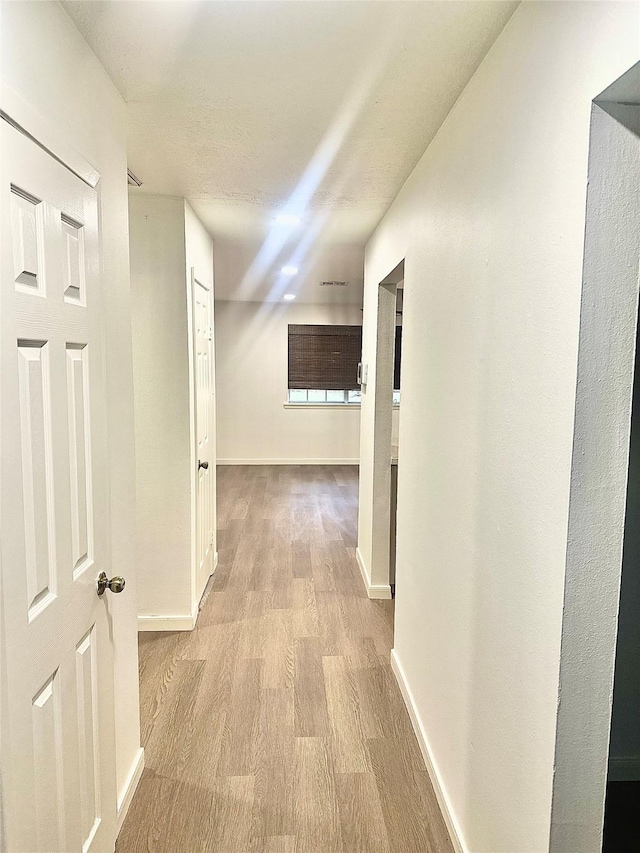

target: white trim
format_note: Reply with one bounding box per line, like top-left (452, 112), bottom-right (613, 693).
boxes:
top-left (390, 650), bottom-right (466, 853)
top-left (367, 585), bottom-right (392, 599)
top-left (283, 403), bottom-right (362, 410)
top-left (217, 458), bottom-right (359, 466)
top-left (356, 546), bottom-right (370, 587)
top-left (138, 613), bottom-right (198, 632)
top-left (1, 83), bottom-right (100, 187)
top-left (356, 547), bottom-right (392, 599)
top-left (283, 404), bottom-right (399, 410)
top-left (117, 746), bottom-right (145, 831)
top-left (608, 756), bottom-right (640, 782)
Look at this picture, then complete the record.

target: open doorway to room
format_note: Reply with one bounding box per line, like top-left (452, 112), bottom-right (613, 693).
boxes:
top-left (549, 62), bottom-right (640, 853)
top-left (356, 260), bottom-right (405, 599)
top-left (389, 284), bottom-right (403, 595)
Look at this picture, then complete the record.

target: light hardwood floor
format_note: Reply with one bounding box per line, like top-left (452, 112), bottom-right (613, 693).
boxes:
top-left (116, 465), bottom-right (453, 853)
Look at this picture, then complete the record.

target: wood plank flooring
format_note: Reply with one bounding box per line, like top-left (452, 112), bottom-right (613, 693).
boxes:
top-left (116, 465), bottom-right (453, 853)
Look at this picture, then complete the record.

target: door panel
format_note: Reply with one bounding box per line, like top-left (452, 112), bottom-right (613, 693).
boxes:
top-left (193, 271), bottom-right (215, 604)
top-left (31, 669), bottom-right (66, 852)
top-left (1, 121), bottom-right (117, 852)
top-left (67, 343), bottom-right (92, 576)
top-left (17, 339), bottom-right (56, 618)
top-left (75, 626), bottom-right (100, 848)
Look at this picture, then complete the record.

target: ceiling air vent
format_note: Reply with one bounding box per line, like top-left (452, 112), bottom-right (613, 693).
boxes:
top-left (320, 280), bottom-right (348, 287)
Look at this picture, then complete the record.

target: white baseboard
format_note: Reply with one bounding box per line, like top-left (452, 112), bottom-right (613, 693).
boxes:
top-left (138, 613), bottom-right (197, 631)
top-left (217, 458), bottom-right (359, 466)
top-left (356, 547), bottom-right (392, 599)
top-left (139, 554), bottom-right (220, 632)
top-left (608, 756), bottom-right (640, 781)
top-left (390, 649), bottom-right (466, 853)
top-left (117, 746), bottom-right (144, 831)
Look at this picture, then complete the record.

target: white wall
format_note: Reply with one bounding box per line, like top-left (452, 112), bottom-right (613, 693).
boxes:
top-left (0, 0), bottom-right (141, 816)
top-left (129, 194), bottom-right (216, 622)
top-left (129, 194), bottom-right (192, 618)
top-left (549, 97), bottom-right (640, 851)
top-left (357, 3), bottom-right (640, 851)
top-left (215, 300), bottom-right (362, 464)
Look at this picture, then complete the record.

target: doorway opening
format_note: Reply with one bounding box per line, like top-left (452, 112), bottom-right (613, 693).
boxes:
top-left (549, 61), bottom-right (640, 852)
top-left (357, 259), bottom-right (405, 599)
top-left (390, 283), bottom-right (403, 595)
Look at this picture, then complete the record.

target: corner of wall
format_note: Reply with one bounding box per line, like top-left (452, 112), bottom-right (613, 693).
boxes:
top-left (356, 547), bottom-right (392, 599)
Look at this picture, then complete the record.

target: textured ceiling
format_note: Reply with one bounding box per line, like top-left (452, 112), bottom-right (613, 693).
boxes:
top-left (63, 0), bottom-right (516, 302)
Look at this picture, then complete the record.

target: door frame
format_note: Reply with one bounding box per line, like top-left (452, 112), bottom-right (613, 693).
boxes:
top-left (356, 259), bottom-right (404, 599)
top-left (549, 63), bottom-right (640, 851)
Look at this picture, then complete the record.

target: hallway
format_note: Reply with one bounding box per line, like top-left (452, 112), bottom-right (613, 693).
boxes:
top-left (116, 465), bottom-right (453, 852)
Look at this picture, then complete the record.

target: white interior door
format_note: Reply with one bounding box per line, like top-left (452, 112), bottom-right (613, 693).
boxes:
top-left (1, 120), bottom-right (118, 851)
top-left (192, 269), bottom-right (215, 605)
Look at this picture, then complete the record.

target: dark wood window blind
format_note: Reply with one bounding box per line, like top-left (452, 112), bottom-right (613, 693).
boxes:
top-left (288, 324), bottom-right (362, 390)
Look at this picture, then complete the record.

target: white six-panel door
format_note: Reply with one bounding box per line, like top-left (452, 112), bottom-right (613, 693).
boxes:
top-left (1, 121), bottom-right (118, 851)
top-left (192, 270), bottom-right (215, 605)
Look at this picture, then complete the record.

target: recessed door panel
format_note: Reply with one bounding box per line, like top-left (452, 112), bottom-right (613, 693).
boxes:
top-left (62, 214), bottom-right (85, 305)
top-left (11, 185), bottom-right (44, 293)
top-left (17, 339), bottom-right (56, 619)
top-left (76, 627), bottom-right (100, 851)
top-left (66, 343), bottom-right (92, 577)
top-left (32, 671), bottom-right (66, 853)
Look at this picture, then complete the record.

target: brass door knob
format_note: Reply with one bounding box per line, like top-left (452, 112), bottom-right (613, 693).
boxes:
top-left (97, 572), bottom-right (126, 596)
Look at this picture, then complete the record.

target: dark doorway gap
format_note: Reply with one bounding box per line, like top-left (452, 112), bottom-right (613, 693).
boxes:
top-left (602, 781), bottom-right (640, 852)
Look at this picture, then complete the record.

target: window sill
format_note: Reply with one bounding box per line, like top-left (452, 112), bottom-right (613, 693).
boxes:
top-left (284, 403), bottom-right (361, 409)
top-left (283, 403), bottom-right (400, 410)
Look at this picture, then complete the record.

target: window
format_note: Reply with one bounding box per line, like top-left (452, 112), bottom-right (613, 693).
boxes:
top-left (288, 324), bottom-right (362, 404)
top-left (286, 389), bottom-right (363, 404)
